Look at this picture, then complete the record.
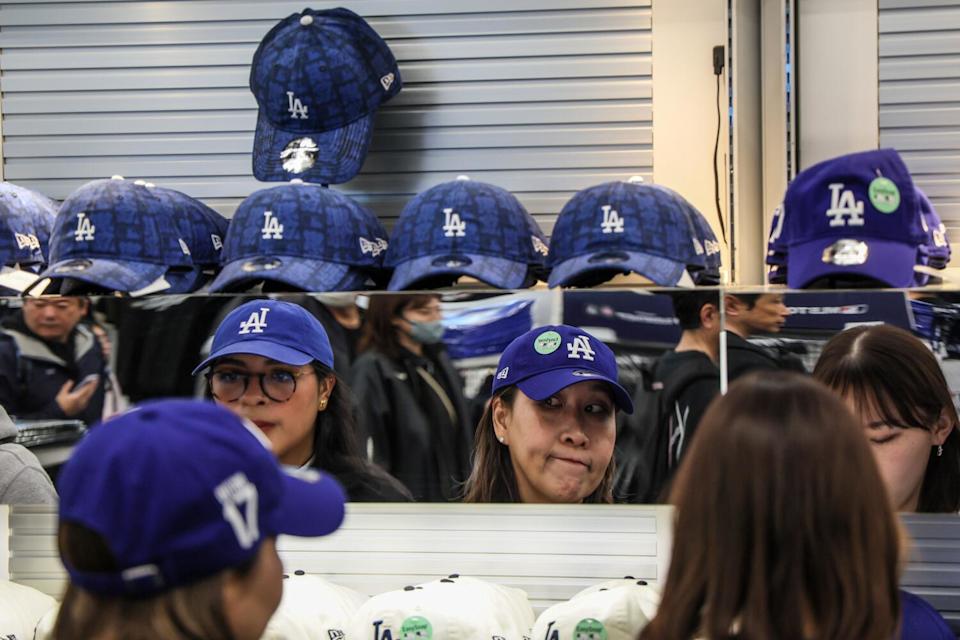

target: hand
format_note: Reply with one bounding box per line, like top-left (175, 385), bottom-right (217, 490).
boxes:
top-left (56, 377), bottom-right (100, 417)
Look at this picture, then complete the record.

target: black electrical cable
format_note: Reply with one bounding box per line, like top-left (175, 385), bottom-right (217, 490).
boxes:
top-left (713, 72), bottom-right (727, 244)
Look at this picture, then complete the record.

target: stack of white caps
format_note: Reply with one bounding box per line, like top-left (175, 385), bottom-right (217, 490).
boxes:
top-left (532, 579), bottom-right (661, 640)
top-left (351, 575), bottom-right (534, 639)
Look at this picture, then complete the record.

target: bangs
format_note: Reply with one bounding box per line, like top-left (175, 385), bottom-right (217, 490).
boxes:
top-left (823, 359), bottom-right (935, 432)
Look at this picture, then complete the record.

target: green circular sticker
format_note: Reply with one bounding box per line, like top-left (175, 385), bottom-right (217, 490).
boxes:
top-left (868, 177), bottom-right (900, 214)
top-left (574, 618), bottom-right (608, 640)
top-left (533, 330), bottom-right (562, 355)
top-left (400, 616), bottom-right (432, 640)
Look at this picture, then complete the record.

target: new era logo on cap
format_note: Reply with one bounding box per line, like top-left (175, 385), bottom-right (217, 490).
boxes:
top-left (210, 182), bottom-right (388, 293)
top-left (385, 176), bottom-right (548, 290)
top-left (250, 8), bottom-right (402, 184)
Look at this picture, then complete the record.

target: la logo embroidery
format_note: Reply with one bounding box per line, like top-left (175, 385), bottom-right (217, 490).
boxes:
top-left (567, 335), bottom-right (596, 361)
top-left (825, 183), bottom-right (865, 227)
top-left (238, 307), bottom-right (270, 334)
top-left (261, 211), bottom-right (284, 240)
top-left (600, 204), bottom-right (624, 234)
top-left (442, 208), bottom-right (466, 237)
top-left (286, 91), bottom-right (309, 120)
top-left (74, 212), bottom-right (95, 242)
top-left (214, 472), bottom-right (260, 549)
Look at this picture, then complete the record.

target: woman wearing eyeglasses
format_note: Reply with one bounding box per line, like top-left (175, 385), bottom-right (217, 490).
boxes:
top-left (193, 299), bottom-right (411, 502)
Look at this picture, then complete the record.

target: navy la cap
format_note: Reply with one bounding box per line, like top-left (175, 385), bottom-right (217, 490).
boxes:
top-left (386, 176), bottom-right (549, 290)
top-left (193, 299), bottom-right (335, 374)
top-left (250, 8), bottom-right (401, 184)
top-left (779, 148), bottom-right (926, 288)
top-left (37, 177), bottom-right (193, 294)
top-left (547, 178), bottom-right (709, 288)
top-left (491, 324), bottom-right (633, 414)
top-left (57, 399), bottom-right (346, 597)
top-left (209, 181), bottom-right (388, 293)
top-left (0, 182), bottom-right (54, 269)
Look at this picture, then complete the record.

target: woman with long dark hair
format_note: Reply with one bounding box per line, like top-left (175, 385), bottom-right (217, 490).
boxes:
top-left (814, 324), bottom-right (960, 512)
top-left (194, 299), bottom-right (410, 502)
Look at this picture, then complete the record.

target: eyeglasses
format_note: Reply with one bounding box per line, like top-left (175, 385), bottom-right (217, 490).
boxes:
top-left (207, 367), bottom-right (315, 403)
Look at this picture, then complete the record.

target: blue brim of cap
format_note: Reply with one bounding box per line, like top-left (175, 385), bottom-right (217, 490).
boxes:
top-left (548, 251), bottom-right (688, 288)
top-left (41, 258), bottom-right (168, 293)
top-left (192, 338), bottom-right (314, 375)
top-left (388, 253), bottom-right (530, 290)
top-left (164, 268), bottom-right (207, 294)
top-left (271, 467), bottom-right (346, 538)
top-left (517, 369), bottom-right (634, 414)
top-left (786, 237), bottom-right (917, 288)
top-left (252, 110), bottom-right (374, 185)
top-left (208, 256), bottom-right (368, 294)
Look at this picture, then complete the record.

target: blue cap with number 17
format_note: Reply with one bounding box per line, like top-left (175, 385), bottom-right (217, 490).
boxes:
top-left (491, 324), bottom-right (633, 414)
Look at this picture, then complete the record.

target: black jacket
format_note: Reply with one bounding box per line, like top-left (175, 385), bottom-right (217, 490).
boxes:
top-left (349, 346), bottom-right (473, 502)
top-left (0, 317), bottom-right (107, 426)
top-left (726, 332), bottom-right (806, 382)
top-left (654, 350), bottom-right (720, 473)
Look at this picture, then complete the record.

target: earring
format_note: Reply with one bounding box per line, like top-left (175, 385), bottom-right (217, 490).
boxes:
top-left (497, 436), bottom-right (505, 444)
top-left (318, 398), bottom-right (327, 410)
top-left (938, 445), bottom-right (944, 457)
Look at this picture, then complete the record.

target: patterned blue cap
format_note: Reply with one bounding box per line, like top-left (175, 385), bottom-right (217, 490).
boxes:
top-left (40, 177), bottom-right (194, 294)
top-left (149, 185), bottom-right (229, 293)
top-left (651, 183), bottom-right (722, 284)
top-left (547, 178), bottom-right (707, 287)
top-left (386, 176), bottom-right (549, 290)
top-left (250, 8), bottom-right (401, 184)
top-left (0, 182), bottom-right (49, 268)
top-left (58, 399), bottom-right (346, 596)
top-left (775, 148), bottom-right (926, 288)
top-left (209, 181), bottom-right (388, 293)
top-left (491, 324), bottom-right (633, 413)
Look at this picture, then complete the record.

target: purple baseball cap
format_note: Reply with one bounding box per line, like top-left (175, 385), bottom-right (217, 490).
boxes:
top-left (491, 324), bottom-right (633, 413)
top-left (57, 399), bottom-right (346, 597)
top-left (780, 148), bottom-right (926, 288)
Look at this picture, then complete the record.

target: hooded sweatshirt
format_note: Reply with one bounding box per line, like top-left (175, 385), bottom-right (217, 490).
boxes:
top-left (0, 405), bottom-right (57, 504)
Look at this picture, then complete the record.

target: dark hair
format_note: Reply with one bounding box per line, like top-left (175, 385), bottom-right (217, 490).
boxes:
top-left (813, 324), bottom-right (960, 512)
top-left (309, 362), bottom-right (408, 497)
top-left (727, 292), bottom-right (761, 309)
top-left (668, 290), bottom-right (719, 331)
top-left (356, 293), bottom-right (440, 359)
top-left (54, 522), bottom-right (241, 639)
top-left (641, 372), bottom-right (902, 640)
top-left (461, 387), bottom-right (615, 503)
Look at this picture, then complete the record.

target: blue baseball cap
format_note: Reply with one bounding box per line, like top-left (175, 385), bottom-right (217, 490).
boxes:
top-left (651, 183), bottom-right (722, 285)
top-left (547, 178), bottom-right (707, 288)
top-left (250, 8), bottom-right (401, 184)
top-left (386, 176), bottom-right (549, 290)
top-left (0, 184), bottom-right (46, 269)
top-left (209, 181), bottom-right (388, 293)
top-left (491, 324), bottom-right (633, 414)
top-left (780, 148), bottom-right (926, 288)
top-left (917, 188), bottom-right (950, 270)
top-left (148, 185), bottom-right (228, 293)
top-left (193, 299), bottom-right (335, 374)
top-left (57, 399), bottom-right (346, 597)
top-left (38, 177), bottom-right (193, 294)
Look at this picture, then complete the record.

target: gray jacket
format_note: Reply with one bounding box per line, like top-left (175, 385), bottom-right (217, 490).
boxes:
top-left (0, 405), bottom-right (57, 504)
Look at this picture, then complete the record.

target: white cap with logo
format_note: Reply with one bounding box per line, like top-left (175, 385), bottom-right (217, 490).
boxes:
top-left (532, 579), bottom-right (661, 640)
top-left (0, 580), bottom-right (57, 640)
top-left (261, 572), bottom-right (367, 640)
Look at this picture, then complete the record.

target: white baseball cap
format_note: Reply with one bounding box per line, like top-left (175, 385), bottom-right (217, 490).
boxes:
top-left (261, 572), bottom-right (367, 640)
top-left (33, 603), bottom-right (59, 640)
top-left (532, 579), bottom-right (661, 640)
top-left (350, 575), bottom-right (534, 640)
top-left (0, 581), bottom-right (57, 640)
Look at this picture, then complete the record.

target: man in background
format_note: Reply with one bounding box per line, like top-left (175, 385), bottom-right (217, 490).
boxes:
top-left (724, 292), bottom-right (804, 379)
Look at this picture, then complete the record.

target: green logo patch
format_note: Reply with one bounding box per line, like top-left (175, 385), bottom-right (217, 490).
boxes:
top-left (400, 616), bottom-right (432, 640)
top-left (574, 618), bottom-right (608, 640)
top-left (533, 330), bottom-right (562, 355)
top-left (868, 177), bottom-right (900, 214)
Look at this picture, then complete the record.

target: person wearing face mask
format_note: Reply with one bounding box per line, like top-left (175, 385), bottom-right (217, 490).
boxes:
top-left (463, 325), bottom-right (634, 503)
top-left (350, 294), bottom-right (473, 501)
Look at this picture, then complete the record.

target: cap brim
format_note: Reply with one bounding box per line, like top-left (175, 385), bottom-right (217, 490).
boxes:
top-left (41, 258), bottom-right (167, 293)
top-left (786, 237), bottom-right (917, 288)
top-left (517, 369), bottom-right (634, 414)
top-left (192, 338), bottom-right (314, 375)
top-left (163, 268), bottom-right (207, 294)
top-left (271, 467), bottom-right (346, 538)
top-left (548, 251), bottom-right (688, 288)
top-left (208, 257), bottom-right (368, 294)
top-left (252, 111), bottom-right (373, 185)
top-left (388, 253), bottom-right (530, 290)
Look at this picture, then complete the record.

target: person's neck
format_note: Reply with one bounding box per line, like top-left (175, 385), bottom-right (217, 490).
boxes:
top-left (328, 305), bottom-right (361, 330)
top-left (724, 321), bottom-right (750, 339)
top-left (675, 330), bottom-right (719, 364)
top-left (397, 331), bottom-right (423, 357)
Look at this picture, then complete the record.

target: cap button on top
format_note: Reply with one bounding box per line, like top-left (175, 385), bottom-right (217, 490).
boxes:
top-left (110, 175), bottom-right (125, 181)
top-left (299, 14), bottom-right (314, 26)
top-left (627, 176), bottom-right (644, 184)
top-left (290, 178), bottom-right (304, 185)
top-left (456, 175), bottom-right (471, 181)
